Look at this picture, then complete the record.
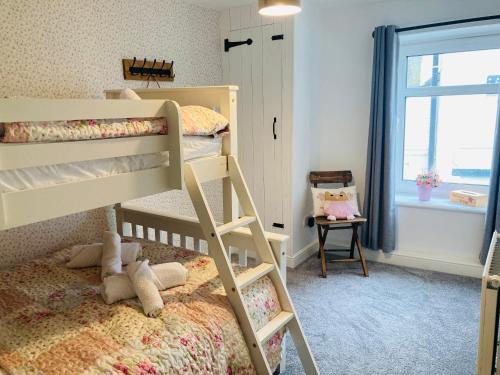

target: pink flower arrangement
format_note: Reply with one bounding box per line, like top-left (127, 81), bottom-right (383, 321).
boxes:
top-left (416, 171), bottom-right (441, 188)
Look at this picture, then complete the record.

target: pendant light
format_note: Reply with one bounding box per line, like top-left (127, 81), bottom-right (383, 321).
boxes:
top-left (258, 0), bottom-right (302, 17)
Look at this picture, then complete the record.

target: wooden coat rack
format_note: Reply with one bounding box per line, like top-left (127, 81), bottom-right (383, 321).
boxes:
top-left (122, 58), bottom-right (175, 82)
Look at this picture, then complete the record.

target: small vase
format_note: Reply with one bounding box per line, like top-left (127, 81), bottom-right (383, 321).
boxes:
top-left (418, 185), bottom-right (432, 201)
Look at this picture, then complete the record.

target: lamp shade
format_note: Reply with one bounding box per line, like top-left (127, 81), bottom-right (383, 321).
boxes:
top-left (258, 0), bottom-right (302, 16)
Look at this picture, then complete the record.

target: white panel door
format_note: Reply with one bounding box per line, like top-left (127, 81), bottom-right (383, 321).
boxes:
top-left (222, 23), bottom-right (286, 234)
top-left (262, 23), bottom-right (284, 233)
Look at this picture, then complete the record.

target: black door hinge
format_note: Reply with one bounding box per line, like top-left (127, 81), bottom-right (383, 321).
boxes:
top-left (272, 34), bottom-right (284, 41)
top-left (224, 38), bottom-right (253, 52)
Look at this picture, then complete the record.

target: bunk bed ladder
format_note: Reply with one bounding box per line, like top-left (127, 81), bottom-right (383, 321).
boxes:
top-left (184, 155), bottom-right (319, 375)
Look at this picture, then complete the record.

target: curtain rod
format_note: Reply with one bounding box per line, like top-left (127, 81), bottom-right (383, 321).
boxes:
top-left (372, 14), bottom-right (500, 37)
top-left (396, 14), bottom-right (500, 33)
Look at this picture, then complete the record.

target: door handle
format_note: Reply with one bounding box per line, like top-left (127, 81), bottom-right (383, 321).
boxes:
top-left (273, 117), bottom-right (277, 140)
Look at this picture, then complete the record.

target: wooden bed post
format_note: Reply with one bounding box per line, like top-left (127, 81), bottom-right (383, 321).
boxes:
top-left (114, 203), bottom-right (124, 236)
top-left (165, 100), bottom-right (184, 190)
top-left (221, 87), bottom-right (239, 224)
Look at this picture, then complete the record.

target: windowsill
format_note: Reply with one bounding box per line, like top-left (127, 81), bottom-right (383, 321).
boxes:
top-left (395, 194), bottom-right (487, 214)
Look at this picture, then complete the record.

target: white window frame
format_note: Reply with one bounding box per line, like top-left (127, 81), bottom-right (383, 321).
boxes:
top-left (396, 24), bottom-right (500, 198)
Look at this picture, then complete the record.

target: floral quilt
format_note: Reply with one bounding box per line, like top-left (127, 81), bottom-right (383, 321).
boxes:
top-left (0, 240), bottom-right (283, 374)
top-left (0, 118), bottom-right (168, 143)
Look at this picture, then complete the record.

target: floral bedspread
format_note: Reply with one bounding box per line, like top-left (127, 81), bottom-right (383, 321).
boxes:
top-left (0, 118), bottom-right (167, 143)
top-left (0, 240), bottom-right (283, 374)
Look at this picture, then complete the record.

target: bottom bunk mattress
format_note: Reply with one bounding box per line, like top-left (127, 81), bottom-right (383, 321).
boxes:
top-left (0, 240), bottom-right (283, 374)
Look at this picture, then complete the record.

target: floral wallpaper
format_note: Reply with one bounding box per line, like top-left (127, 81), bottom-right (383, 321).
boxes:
top-left (0, 0), bottom-right (223, 268)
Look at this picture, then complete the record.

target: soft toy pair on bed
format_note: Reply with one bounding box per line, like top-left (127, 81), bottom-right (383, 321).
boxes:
top-left (66, 231), bottom-right (188, 317)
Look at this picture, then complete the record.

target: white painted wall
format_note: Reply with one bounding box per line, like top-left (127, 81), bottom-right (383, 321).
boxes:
top-left (307, 0), bottom-right (500, 275)
top-left (290, 2), bottom-right (322, 260)
top-left (397, 207), bottom-right (485, 263)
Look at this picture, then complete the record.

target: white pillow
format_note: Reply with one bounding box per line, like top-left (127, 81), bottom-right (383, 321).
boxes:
top-left (311, 186), bottom-right (361, 217)
top-left (119, 88), bottom-right (142, 100)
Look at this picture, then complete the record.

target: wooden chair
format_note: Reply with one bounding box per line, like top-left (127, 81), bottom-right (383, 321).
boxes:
top-left (309, 171), bottom-right (369, 278)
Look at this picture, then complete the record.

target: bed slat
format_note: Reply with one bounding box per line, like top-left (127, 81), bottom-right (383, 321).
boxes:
top-left (0, 99), bottom-right (170, 122)
top-left (193, 238), bottom-right (201, 251)
top-left (2, 167), bottom-right (172, 230)
top-left (0, 135), bottom-right (170, 171)
top-left (187, 156), bottom-right (229, 183)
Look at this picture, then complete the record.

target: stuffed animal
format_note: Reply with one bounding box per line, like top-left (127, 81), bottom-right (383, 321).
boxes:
top-left (324, 191), bottom-right (356, 221)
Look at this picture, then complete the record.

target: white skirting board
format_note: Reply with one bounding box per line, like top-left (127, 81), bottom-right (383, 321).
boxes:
top-left (286, 241), bottom-right (317, 269)
top-left (287, 240), bottom-right (483, 278)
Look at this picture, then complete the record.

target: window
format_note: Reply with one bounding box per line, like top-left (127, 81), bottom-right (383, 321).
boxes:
top-left (397, 26), bottom-right (500, 196)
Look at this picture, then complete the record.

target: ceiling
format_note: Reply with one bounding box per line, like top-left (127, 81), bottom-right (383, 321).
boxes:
top-left (186, 0), bottom-right (386, 9)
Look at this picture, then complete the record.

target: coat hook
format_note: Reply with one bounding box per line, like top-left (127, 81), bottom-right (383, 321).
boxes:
top-left (140, 58), bottom-right (148, 76)
top-left (169, 60), bottom-right (175, 79)
top-left (146, 59), bottom-right (159, 89)
top-left (150, 59), bottom-right (157, 77)
top-left (129, 57), bottom-right (139, 76)
top-left (159, 60), bottom-right (167, 77)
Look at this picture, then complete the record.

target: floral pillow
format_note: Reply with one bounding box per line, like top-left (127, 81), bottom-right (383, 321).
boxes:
top-left (112, 94), bottom-right (229, 136)
top-left (181, 105), bottom-right (229, 136)
top-left (311, 185), bottom-right (361, 217)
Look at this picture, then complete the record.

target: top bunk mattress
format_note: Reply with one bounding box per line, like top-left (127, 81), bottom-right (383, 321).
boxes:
top-left (0, 118), bottom-right (168, 143)
top-left (0, 136), bottom-right (222, 193)
top-left (0, 239), bottom-right (283, 374)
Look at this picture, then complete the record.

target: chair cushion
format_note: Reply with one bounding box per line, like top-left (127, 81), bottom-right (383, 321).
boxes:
top-left (311, 186), bottom-right (361, 217)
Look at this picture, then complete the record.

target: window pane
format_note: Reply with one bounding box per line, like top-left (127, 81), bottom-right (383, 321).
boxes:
top-left (403, 97), bottom-right (431, 180)
top-left (407, 49), bottom-right (500, 88)
top-left (403, 94), bottom-right (498, 185)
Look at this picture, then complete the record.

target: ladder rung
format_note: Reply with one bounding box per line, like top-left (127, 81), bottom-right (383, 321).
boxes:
top-left (237, 263), bottom-right (275, 289)
top-left (216, 216), bottom-right (256, 236)
top-left (257, 311), bottom-right (294, 343)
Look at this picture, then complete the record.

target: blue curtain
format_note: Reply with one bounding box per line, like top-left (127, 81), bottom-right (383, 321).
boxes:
top-left (361, 25), bottom-right (398, 252)
top-left (480, 95), bottom-right (500, 264)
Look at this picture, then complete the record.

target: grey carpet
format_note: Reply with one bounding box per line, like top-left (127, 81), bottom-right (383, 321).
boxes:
top-left (281, 256), bottom-right (481, 375)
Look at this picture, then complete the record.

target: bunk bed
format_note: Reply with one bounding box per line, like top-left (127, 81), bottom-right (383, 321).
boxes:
top-left (0, 86), bottom-right (318, 375)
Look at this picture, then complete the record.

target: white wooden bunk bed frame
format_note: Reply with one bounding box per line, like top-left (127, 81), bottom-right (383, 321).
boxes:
top-left (0, 86), bottom-right (318, 375)
top-left (106, 86), bottom-right (261, 266)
